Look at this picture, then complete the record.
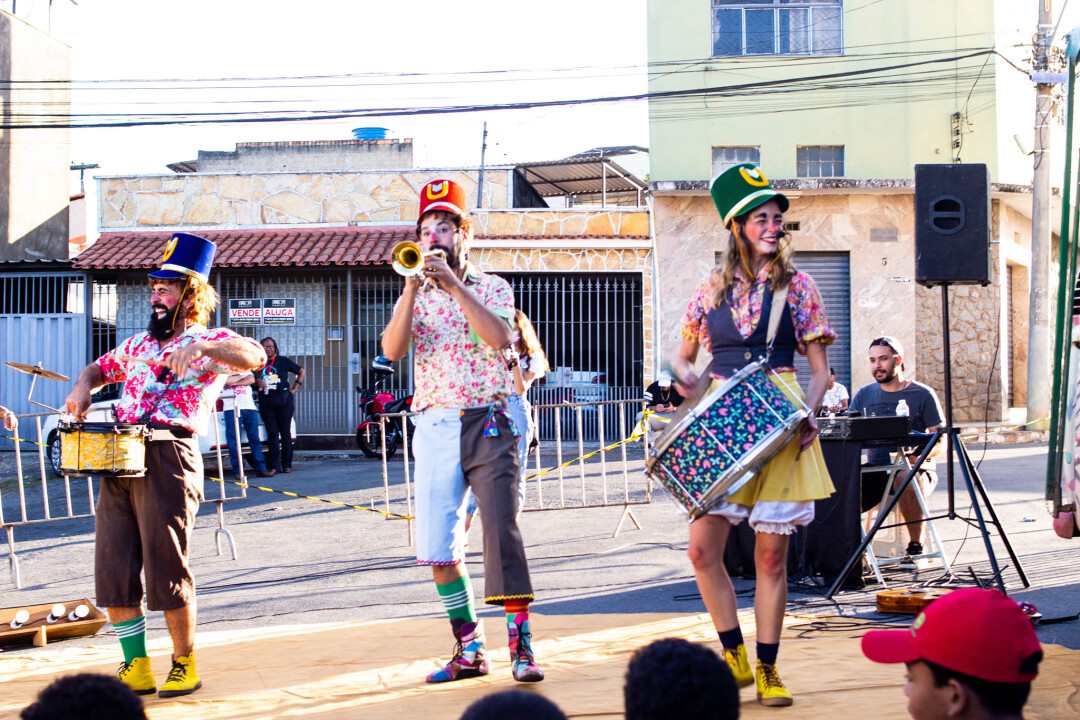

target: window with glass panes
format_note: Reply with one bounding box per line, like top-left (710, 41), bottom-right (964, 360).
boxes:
top-left (712, 0), bottom-right (842, 57)
top-left (796, 146), bottom-right (844, 177)
top-left (711, 146), bottom-right (761, 177)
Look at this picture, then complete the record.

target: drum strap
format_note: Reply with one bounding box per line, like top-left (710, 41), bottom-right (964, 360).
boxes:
top-left (764, 283), bottom-right (790, 357)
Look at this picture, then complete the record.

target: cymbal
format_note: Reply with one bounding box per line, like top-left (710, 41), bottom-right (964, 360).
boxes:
top-left (4, 361), bottom-right (70, 382)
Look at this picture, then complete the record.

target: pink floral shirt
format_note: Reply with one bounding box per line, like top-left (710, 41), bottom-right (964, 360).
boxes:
top-left (409, 263), bottom-right (515, 411)
top-left (97, 325), bottom-right (260, 434)
top-left (681, 267), bottom-right (836, 373)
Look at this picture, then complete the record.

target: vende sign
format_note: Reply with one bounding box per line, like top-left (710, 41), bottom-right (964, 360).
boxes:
top-left (262, 298), bottom-right (296, 325)
top-left (228, 299), bottom-right (262, 326)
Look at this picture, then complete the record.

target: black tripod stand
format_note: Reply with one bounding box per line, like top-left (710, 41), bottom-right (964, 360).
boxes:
top-left (825, 283), bottom-right (1030, 598)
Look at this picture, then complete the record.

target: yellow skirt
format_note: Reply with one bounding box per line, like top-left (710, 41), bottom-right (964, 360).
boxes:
top-left (720, 371), bottom-right (836, 506)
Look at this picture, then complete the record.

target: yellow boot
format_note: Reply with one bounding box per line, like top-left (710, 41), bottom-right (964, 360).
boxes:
top-left (158, 653), bottom-right (202, 698)
top-left (723, 644), bottom-right (754, 688)
top-left (116, 656), bottom-right (156, 696)
top-left (756, 660), bottom-right (793, 707)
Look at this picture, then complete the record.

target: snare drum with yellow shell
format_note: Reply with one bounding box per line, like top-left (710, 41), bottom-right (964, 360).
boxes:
top-left (59, 421), bottom-right (151, 477)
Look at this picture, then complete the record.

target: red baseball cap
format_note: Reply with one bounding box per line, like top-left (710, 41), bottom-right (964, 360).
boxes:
top-left (418, 178), bottom-right (467, 223)
top-left (861, 588), bottom-right (1042, 683)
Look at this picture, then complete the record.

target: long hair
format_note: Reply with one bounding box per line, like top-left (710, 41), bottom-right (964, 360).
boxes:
top-left (514, 309), bottom-right (549, 374)
top-left (710, 214), bottom-right (795, 310)
top-left (148, 277), bottom-right (219, 326)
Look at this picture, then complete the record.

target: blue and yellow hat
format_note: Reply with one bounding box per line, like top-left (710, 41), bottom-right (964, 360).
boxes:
top-left (710, 164), bottom-right (789, 226)
top-left (149, 232), bottom-right (216, 283)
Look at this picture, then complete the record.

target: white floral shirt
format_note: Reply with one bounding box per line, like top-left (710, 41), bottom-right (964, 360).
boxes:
top-left (408, 263), bottom-right (515, 411)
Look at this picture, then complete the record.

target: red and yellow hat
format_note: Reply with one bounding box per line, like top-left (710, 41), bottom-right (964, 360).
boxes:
top-left (418, 179), bottom-right (467, 224)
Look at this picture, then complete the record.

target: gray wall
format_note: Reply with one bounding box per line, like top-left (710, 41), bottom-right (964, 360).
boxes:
top-left (197, 140), bottom-right (414, 173)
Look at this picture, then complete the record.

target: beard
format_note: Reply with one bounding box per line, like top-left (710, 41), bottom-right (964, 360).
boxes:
top-left (147, 302), bottom-right (183, 342)
top-left (431, 242), bottom-right (461, 270)
top-left (874, 367), bottom-right (898, 384)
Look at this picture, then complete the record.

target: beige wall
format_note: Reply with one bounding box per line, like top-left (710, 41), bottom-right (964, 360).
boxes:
top-left (99, 170), bottom-right (514, 228)
top-left (0, 10), bottom-right (70, 260)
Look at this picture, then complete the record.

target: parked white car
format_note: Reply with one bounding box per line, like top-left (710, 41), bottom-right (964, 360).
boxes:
top-left (40, 389), bottom-right (294, 477)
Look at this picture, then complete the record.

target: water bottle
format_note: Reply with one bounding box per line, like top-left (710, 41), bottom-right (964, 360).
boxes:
top-left (896, 399), bottom-right (909, 417)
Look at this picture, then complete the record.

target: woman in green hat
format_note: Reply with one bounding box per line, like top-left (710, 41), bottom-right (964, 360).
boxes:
top-left (671, 163), bottom-right (836, 707)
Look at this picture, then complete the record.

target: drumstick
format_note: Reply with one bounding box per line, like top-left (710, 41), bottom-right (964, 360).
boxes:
top-left (117, 355), bottom-right (162, 366)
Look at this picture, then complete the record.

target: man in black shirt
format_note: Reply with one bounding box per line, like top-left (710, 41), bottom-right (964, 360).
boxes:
top-left (644, 372), bottom-right (683, 413)
top-left (850, 336), bottom-right (945, 561)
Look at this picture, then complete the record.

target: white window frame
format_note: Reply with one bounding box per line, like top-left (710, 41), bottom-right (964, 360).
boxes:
top-left (711, 0), bottom-right (843, 57)
top-left (796, 145), bottom-right (845, 178)
top-left (711, 146), bottom-right (762, 177)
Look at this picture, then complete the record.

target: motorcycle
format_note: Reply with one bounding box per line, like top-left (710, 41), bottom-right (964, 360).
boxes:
top-left (355, 356), bottom-right (414, 459)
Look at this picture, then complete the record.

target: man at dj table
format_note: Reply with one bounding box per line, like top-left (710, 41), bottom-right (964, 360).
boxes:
top-left (850, 336), bottom-right (945, 564)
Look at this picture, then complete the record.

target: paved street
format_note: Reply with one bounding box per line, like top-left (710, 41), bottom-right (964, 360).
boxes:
top-left (1, 439), bottom-right (1078, 655)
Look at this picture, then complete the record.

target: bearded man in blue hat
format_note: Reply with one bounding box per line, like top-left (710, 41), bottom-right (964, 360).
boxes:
top-left (64, 232), bottom-right (266, 699)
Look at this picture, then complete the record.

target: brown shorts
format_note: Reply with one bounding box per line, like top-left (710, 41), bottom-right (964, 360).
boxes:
top-left (94, 436), bottom-right (204, 611)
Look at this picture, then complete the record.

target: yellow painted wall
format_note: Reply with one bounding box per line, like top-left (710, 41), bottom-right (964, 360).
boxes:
top-left (647, 0), bottom-right (1039, 184)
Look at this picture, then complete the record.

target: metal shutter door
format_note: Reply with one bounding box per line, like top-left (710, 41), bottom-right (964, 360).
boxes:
top-left (791, 252), bottom-right (851, 396)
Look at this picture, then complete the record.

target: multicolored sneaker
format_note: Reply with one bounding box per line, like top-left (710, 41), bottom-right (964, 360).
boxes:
top-left (508, 618), bottom-right (544, 682)
top-left (723, 644), bottom-right (753, 688)
top-left (158, 653), bottom-right (202, 698)
top-left (116, 656), bottom-right (156, 696)
top-left (756, 660), bottom-right (793, 707)
top-left (426, 619), bottom-right (490, 683)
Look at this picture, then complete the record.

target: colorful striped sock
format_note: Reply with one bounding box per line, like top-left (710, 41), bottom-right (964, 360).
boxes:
top-left (504, 598), bottom-right (530, 625)
top-left (436, 570), bottom-right (477, 624)
top-left (113, 615), bottom-right (148, 664)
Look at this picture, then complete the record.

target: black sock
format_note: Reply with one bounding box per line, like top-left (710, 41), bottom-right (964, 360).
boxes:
top-left (757, 642), bottom-right (779, 666)
top-left (718, 627), bottom-right (744, 651)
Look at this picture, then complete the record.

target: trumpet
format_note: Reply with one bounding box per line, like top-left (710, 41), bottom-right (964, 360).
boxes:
top-left (390, 241), bottom-right (446, 277)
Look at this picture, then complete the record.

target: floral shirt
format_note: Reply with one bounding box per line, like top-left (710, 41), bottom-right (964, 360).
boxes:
top-left (409, 263), bottom-right (515, 411)
top-left (97, 325), bottom-right (260, 434)
top-left (681, 267), bottom-right (836, 373)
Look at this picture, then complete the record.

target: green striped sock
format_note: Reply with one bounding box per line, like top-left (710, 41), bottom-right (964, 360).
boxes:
top-left (113, 615), bottom-right (148, 664)
top-left (436, 570), bottom-right (477, 624)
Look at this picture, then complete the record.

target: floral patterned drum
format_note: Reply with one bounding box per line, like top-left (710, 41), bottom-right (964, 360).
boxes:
top-left (59, 421), bottom-right (150, 477)
top-left (645, 360), bottom-right (809, 520)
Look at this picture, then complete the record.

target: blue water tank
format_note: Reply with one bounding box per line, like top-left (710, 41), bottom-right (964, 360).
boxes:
top-left (352, 127), bottom-right (390, 140)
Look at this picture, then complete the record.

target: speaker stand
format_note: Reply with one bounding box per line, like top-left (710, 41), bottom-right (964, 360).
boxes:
top-left (825, 282), bottom-right (1030, 598)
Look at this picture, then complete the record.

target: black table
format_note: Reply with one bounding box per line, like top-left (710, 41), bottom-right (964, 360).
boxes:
top-left (723, 439), bottom-right (865, 587)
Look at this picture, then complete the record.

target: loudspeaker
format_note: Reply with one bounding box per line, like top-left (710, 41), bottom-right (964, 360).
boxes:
top-left (914, 163), bottom-right (991, 287)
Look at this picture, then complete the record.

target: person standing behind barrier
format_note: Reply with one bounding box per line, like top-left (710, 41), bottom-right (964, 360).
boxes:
top-left (223, 371), bottom-right (271, 478)
top-left (465, 309), bottom-right (548, 532)
top-left (672, 164), bottom-right (836, 707)
top-left (1, 405), bottom-right (16, 431)
top-left (62, 232), bottom-right (266, 699)
top-left (254, 337), bottom-right (304, 474)
top-left (381, 178), bottom-right (543, 684)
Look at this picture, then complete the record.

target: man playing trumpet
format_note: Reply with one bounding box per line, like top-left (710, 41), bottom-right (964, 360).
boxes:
top-left (382, 178), bottom-right (544, 684)
top-left (63, 233), bottom-right (265, 698)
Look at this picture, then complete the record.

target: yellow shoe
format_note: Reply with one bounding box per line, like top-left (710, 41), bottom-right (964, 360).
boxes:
top-left (723, 644), bottom-right (754, 688)
top-left (158, 653), bottom-right (202, 698)
top-left (116, 656), bottom-right (156, 696)
top-left (756, 660), bottom-right (793, 707)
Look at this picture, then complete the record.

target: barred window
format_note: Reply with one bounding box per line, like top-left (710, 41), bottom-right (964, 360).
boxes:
top-left (712, 0), bottom-right (842, 57)
top-left (797, 145), bottom-right (845, 177)
top-left (711, 146), bottom-right (761, 177)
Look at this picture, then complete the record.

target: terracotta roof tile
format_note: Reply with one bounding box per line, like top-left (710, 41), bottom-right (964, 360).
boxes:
top-left (72, 227), bottom-right (415, 270)
top-left (72, 228), bottom-right (650, 271)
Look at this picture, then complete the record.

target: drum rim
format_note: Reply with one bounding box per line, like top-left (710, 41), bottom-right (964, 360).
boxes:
top-left (645, 360), bottom-right (786, 472)
top-left (58, 421), bottom-right (149, 434)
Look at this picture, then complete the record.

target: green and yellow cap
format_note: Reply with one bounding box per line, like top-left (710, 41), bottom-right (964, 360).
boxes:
top-left (710, 163), bottom-right (789, 226)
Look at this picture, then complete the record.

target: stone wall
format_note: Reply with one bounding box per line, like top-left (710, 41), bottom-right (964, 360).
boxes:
top-left (473, 209), bottom-right (649, 238)
top-left (99, 170), bottom-right (513, 228)
top-left (197, 139), bottom-right (414, 173)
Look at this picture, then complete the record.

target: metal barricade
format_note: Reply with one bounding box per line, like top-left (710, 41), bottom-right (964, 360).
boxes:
top-left (375, 399), bottom-right (653, 543)
top-left (1, 410), bottom-right (245, 589)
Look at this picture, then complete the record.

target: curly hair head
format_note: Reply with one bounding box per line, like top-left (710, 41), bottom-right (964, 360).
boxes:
top-left (21, 673), bottom-right (147, 720)
top-left (624, 638), bottom-right (739, 720)
top-left (148, 277), bottom-right (218, 326)
top-left (459, 690), bottom-right (567, 720)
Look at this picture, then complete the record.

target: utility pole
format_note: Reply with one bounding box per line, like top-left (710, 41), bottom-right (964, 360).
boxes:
top-left (477, 122), bottom-right (488, 210)
top-left (1028, 0), bottom-right (1054, 429)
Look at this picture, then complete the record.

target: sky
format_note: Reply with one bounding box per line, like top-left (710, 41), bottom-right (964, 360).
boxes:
top-left (41, 0), bottom-right (648, 205)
